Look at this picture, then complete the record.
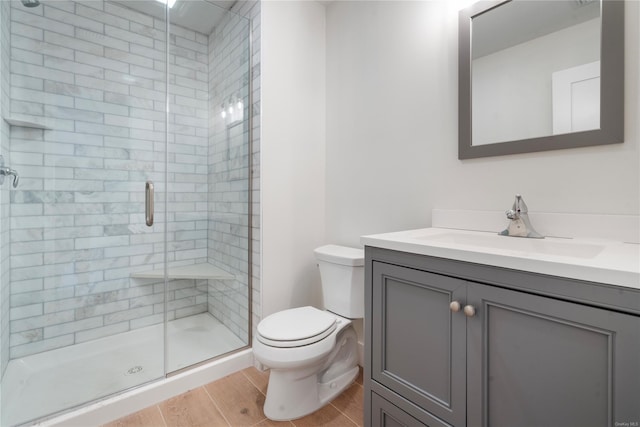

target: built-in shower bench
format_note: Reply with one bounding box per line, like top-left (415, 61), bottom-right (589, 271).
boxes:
top-left (131, 263), bottom-right (235, 281)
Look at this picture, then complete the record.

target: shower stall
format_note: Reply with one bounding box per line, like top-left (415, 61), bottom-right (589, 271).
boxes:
top-left (0, 0), bottom-right (253, 424)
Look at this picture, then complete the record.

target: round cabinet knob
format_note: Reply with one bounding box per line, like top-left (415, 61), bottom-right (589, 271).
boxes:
top-left (463, 305), bottom-right (476, 317)
top-left (450, 301), bottom-right (461, 312)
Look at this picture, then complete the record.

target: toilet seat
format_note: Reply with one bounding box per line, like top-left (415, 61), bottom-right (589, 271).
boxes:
top-left (257, 306), bottom-right (337, 348)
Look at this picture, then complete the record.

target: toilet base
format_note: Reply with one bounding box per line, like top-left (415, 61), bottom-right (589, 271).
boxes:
top-left (262, 327), bottom-right (359, 421)
top-left (264, 365), bottom-right (359, 421)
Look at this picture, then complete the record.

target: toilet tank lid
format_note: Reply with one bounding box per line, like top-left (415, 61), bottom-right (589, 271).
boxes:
top-left (314, 245), bottom-right (364, 266)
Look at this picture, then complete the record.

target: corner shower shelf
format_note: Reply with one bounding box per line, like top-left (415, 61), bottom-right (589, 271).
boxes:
top-left (3, 118), bottom-right (53, 130)
top-left (131, 263), bottom-right (235, 281)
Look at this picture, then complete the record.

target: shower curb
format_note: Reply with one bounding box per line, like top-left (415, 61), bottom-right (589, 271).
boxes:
top-left (33, 349), bottom-right (253, 427)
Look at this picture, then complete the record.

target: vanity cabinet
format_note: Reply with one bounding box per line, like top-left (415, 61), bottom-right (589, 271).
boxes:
top-left (364, 247), bottom-right (640, 427)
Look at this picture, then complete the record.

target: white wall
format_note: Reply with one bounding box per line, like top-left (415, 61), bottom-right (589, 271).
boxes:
top-left (326, 0), bottom-right (450, 247)
top-left (261, 1), bottom-right (326, 318)
top-left (259, 0), bottom-right (639, 319)
top-left (326, 0), bottom-right (640, 248)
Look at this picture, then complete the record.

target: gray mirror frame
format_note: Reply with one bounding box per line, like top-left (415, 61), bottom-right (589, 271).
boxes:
top-left (459, 0), bottom-right (624, 160)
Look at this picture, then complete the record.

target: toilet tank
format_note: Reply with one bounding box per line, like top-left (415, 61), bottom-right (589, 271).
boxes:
top-left (314, 245), bottom-right (364, 319)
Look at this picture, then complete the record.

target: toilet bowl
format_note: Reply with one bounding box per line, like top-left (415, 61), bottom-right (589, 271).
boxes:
top-left (253, 306), bottom-right (359, 420)
top-left (252, 245), bottom-right (364, 421)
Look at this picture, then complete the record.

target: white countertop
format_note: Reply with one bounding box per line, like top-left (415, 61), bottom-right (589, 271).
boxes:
top-left (361, 227), bottom-right (640, 290)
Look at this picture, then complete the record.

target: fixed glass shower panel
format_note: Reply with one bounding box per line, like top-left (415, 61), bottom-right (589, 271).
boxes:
top-left (0, 0), bottom-right (168, 425)
top-left (164, 1), bottom-right (251, 372)
top-left (0, 0), bottom-right (252, 424)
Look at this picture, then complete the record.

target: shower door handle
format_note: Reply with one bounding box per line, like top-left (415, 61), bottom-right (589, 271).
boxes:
top-left (145, 181), bottom-right (154, 226)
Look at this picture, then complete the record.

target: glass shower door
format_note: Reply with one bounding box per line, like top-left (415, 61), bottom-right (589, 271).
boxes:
top-left (1, 0), bottom-right (168, 424)
top-left (164, 0), bottom-right (252, 372)
top-left (0, 0), bottom-right (253, 423)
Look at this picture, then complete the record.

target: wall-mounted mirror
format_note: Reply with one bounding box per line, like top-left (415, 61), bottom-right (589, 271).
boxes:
top-left (459, 0), bottom-right (624, 159)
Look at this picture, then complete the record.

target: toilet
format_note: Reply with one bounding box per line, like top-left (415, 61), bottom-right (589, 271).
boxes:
top-left (252, 245), bottom-right (364, 421)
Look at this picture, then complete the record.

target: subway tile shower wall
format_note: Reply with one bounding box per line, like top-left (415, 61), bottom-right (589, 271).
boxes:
top-left (206, 7), bottom-right (251, 343)
top-left (5, 1), bottom-right (252, 360)
top-left (1, 0), bottom-right (11, 377)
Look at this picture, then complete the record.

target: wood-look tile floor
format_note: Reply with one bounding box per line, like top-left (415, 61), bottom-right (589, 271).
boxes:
top-left (103, 367), bottom-right (364, 427)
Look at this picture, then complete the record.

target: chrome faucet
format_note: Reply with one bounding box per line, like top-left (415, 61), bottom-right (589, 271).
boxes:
top-left (499, 194), bottom-right (543, 238)
top-left (0, 155), bottom-right (19, 188)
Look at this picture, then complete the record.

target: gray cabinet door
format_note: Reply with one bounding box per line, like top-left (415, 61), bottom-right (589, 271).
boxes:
top-left (466, 283), bottom-right (640, 427)
top-left (371, 262), bottom-right (467, 426)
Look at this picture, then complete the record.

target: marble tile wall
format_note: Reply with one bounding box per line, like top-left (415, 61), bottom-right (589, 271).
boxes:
top-left (7, 0), bottom-right (211, 359)
top-left (1, 0), bottom-right (11, 377)
top-left (206, 4), bottom-right (253, 343)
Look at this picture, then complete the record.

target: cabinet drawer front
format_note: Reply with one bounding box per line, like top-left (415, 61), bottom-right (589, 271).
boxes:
top-left (371, 262), bottom-right (466, 427)
top-left (371, 392), bottom-right (430, 427)
top-left (467, 283), bottom-right (640, 427)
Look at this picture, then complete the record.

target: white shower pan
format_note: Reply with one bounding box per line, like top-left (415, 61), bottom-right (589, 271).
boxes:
top-left (2, 313), bottom-right (245, 426)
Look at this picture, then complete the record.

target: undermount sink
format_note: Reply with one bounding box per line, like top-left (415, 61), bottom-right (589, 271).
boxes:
top-left (415, 231), bottom-right (605, 259)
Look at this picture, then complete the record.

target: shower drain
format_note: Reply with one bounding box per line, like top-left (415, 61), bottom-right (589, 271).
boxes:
top-left (125, 366), bottom-right (144, 375)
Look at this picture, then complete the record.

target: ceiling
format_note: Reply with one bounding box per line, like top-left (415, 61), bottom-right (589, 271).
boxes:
top-left (472, 0), bottom-right (600, 59)
top-left (111, 0), bottom-right (237, 35)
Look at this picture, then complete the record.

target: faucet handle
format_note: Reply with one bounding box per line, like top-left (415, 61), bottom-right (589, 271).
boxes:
top-left (505, 209), bottom-right (518, 220)
top-left (511, 194), bottom-right (529, 214)
top-left (500, 194), bottom-right (544, 239)
top-left (0, 155), bottom-right (19, 188)
top-left (10, 170), bottom-right (18, 188)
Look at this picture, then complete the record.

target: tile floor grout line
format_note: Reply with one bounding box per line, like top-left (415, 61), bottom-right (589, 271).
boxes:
top-left (201, 385), bottom-right (233, 427)
top-left (338, 410), bottom-right (361, 426)
top-left (154, 404), bottom-right (169, 427)
top-left (249, 417), bottom-right (271, 426)
top-left (241, 370), bottom-right (270, 427)
top-left (241, 367), bottom-right (273, 426)
top-left (241, 368), bottom-right (267, 395)
top-left (329, 402), bottom-right (360, 427)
